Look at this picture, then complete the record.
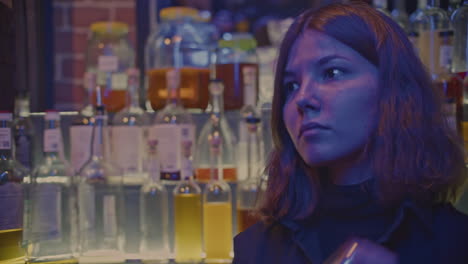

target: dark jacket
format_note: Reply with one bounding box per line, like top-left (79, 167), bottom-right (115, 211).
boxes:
top-left (233, 201), bottom-right (468, 263)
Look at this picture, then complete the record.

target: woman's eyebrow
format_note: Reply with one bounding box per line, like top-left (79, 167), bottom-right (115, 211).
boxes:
top-left (316, 54), bottom-right (349, 66)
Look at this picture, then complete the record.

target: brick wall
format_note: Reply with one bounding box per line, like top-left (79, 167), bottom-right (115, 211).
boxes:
top-left (53, 0), bottom-right (136, 110)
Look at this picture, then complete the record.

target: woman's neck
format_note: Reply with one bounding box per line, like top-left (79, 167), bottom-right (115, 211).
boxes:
top-left (324, 151), bottom-right (374, 185)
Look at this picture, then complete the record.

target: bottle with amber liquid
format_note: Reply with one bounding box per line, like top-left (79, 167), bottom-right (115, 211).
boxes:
top-left (215, 33), bottom-right (259, 110)
top-left (433, 30), bottom-right (463, 135)
top-left (195, 80), bottom-right (237, 182)
top-left (85, 22), bottom-right (135, 113)
top-left (146, 7), bottom-right (217, 111)
top-left (202, 124), bottom-right (233, 262)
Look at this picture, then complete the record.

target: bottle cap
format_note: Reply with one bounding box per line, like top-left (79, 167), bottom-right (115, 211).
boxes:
top-left (160, 7), bottom-right (199, 21)
top-left (90, 22), bottom-right (129, 35)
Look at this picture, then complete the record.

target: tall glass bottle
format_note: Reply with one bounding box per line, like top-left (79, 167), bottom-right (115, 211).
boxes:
top-left (237, 112), bottom-right (262, 234)
top-left (150, 69), bottom-right (195, 182)
top-left (415, 0), bottom-right (451, 76)
top-left (203, 124), bottom-right (233, 262)
top-left (451, 1), bottom-right (468, 76)
top-left (139, 140), bottom-right (169, 262)
top-left (173, 141), bottom-right (203, 263)
top-left (112, 68), bottom-right (150, 260)
top-left (0, 112), bottom-right (28, 264)
top-left (28, 111), bottom-right (76, 263)
top-left (78, 92), bottom-right (125, 264)
top-left (13, 96), bottom-right (34, 170)
top-left (70, 72), bottom-right (95, 174)
top-left (448, 0), bottom-right (461, 18)
top-left (391, 0), bottom-right (409, 32)
top-left (434, 31), bottom-right (463, 135)
top-left (195, 80), bottom-right (237, 182)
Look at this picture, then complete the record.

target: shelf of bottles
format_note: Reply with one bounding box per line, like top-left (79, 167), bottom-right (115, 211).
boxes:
top-left (2, 2), bottom-right (468, 263)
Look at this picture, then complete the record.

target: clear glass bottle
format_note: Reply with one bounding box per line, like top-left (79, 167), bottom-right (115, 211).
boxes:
top-left (409, 0), bottom-right (428, 54)
top-left (78, 94), bottom-right (125, 264)
top-left (112, 68), bottom-right (149, 180)
top-left (0, 112), bottom-right (28, 263)
top-left (139, 140), bottom-right (169, 262)
top-left (28, 111), bottom-right (76, 263)
top-left (434, 31), bottom-right (463, 135)
top-left (173, 141), bottom-right (203, 263)
top-left (215, 33), bottom-right (259, 110)
top-left (237, 112), bottom-right (262, 234)
top-left (70, 72), bottom-right (96, 174)
top-left (372, 0), bottom-right (390, 16)
top-left (448, 0), bottom-right (461, 18)
top-left (451, 1), bottom-right (468, 75)
top-left (195, 80), bottom-right (237, 182)
top-left (150, 69), bottom-right (195, 182)
top-left (85, 22), bottom-right (135, 113)
top-left (112, 68), bottom-right (150, 260)
top-left (13, 96), bottom-right (34, 170)
top-left (415, 0), bottom-right (451, 75)
top-left (202, 125), bottom-right (233, 262)
top-left (146, 7), bottom-right (218, 110)
top-left (391, 0), bottom-right (409, 31)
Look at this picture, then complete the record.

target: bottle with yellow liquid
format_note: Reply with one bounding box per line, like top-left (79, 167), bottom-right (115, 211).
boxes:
top-left (173, 139), bottom-right (203, 263)
top-left (202, 116), bottom-right (233, 263)
top-left (0, 112), bottom-right (28, 264)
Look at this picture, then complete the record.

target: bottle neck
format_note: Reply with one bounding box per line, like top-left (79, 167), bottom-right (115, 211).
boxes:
top-left (166, 85), bottom-right (181, 107)
top-left (419, 0), bottom-right (428, 9)
top-left (210, 93), bottom-right (224, 116)
top-left (0, 121), bottom-right (13, 160)
top-left (42, 119), bottom-right (62, 157)
top-left (127, 80), bottom-right (141, 108)
top-left (90, 115), bottom-right (107, 159)
top-left (427, 0), bottom-right (440, 8)
top-left (373, 0), bottom-right (387, 9)
top-left (246, 121), bottom-right (261, 181)
top-left (147, 152), bottom-right (160, 183)
top-left (394, 0), bottom-right (405, 11)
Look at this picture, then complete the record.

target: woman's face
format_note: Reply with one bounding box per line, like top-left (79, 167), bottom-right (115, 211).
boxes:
top-left (282, 30), bottom-right (379, 167)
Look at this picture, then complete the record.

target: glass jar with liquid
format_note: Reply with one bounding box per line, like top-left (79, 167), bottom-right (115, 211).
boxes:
top-left (85, 22), bottom-right (135, 113)
top-left (145, 7), bottom-right (218, 111)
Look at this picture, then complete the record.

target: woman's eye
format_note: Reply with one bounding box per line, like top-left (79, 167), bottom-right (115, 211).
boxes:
top-left (323, 67), bottom-right (345, 81)
top-left (283, 81), bottom-right (300, 94)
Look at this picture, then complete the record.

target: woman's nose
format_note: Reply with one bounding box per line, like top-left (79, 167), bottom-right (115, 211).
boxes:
top-left (295, 88), bottom-right (321, 114)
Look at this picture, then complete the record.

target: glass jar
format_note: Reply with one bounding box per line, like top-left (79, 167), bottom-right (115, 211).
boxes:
top-left (85, 22), bottom-right (135, 113)
top-left (145, 7), bottom-right (218, 111)
top-left (215, 33), bottom-right (259, 110)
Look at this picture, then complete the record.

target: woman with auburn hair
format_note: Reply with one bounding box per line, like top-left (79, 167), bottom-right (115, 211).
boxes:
top-left (233, 2), bottom-right (468, 264)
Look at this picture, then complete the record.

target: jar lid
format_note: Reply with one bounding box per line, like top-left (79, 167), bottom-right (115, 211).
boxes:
top-left (90, 22), bottom-right (129, 35)
top-left (219, 33), bottom-right (257, 51)
top-left (160, 7), bottom-right (199, 21)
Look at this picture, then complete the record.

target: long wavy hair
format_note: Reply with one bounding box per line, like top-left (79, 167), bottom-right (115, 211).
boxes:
top-left (258, 2), bottom-right (467, 222)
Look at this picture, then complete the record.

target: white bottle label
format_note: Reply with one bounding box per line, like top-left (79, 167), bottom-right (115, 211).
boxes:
top-left (44, 129), bottom-right (61, 153)
top-left (0, 127), bottom-right (11, 150)
top-left (439, 45), bottom-right (453, 68)
top-left (98, 55), bottom-right (119, 72)
top-left (150, 124), bottom-right (195, 174)
top-left (0, 183), bottom-right (23, 231)
top-left (112, 126), bottom-right (143, 174)
top-left (103, 195), bottom-right (117, 238)
top-left (70, 125), bottom-right (93, 173)
top-left (32, 184), bottom-right (62, 240)
top-left (243, 66), bottom-right (258, 107)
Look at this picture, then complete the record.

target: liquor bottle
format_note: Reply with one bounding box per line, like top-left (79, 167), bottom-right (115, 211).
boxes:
top-left (415, 0), bottom-right (451, 75)
top-left (78, 89), bottom-right (125, 264)
top-left (237, 112), bottom-right (262, 234)
top-left (150, 69), bottom-right (195, 182)
top-left (112, 68), bottom-right (150, 259)
top-left (173, 140), bottom-right (203, 263)
top-left (28, 111), bottom-right (76, 263)
top-left (70, 72), bottom-right (96, 174)
top-left (0, 112), bottom-right (28, 264)
top-left (195, 80), bottom-right (237, 182)
top-left (433, 31), bottom-right (463, 135)
top-left (139, 140), bottom-right (169, 262)
top-left (13, 96), bottom-right (34, 170)
top-left (451, 1), bottom-right (468, 76)
top-left (372, 0), bottom-right (390, 16)
top-left (203, 123), bottom-right (233, 262)
top-left (391, 0), bottom-right (409, 31)
top-left (409, 0), bottom-right (428, 54)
